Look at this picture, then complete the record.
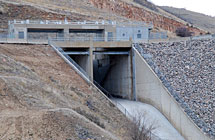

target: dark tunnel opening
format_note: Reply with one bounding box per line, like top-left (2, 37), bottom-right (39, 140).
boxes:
top-left (63, 47), bottom-right (134, 100)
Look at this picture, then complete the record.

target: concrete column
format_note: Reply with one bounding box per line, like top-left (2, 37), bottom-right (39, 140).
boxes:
top-left (105, 31), bottom-right (108, 42)
top-left (24, 28), bottom-right (27, 40)
top-left (131, 48), bottom-right (137, 101)
top-left (64, 28), bottom-right (70, 38)
top-left (89, 39), bottom-right (94, 81)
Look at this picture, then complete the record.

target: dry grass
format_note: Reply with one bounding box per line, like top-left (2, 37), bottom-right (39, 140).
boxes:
top-left (0, 44), bottom-right (131, 140)
top-left (128, 111), bottom-right (156, 140)
top-left (161, 6), bottom-right (215, 33)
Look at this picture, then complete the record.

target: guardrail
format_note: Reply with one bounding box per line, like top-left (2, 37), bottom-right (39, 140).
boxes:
top-left (9, 20), bottom-right (116, 25)
top-left (49, 37), bottom-right (131, 42)
top-left (149, 34), bottom-right (215, 43)
top-left (49, 40), bottom-right (89, 78)
top-left (0, 33), bottom-right (13, 43)
top-left (8, 19), bottom-right (153, 27)
top-left (149, 31), bottom-right (168, 40)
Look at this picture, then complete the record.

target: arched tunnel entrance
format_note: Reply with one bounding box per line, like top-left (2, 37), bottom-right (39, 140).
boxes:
top-left (61, 47), bottom-right (135, 100)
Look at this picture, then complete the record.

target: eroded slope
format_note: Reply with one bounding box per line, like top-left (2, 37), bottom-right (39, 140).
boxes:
top-left (0, 44), bottom-right (130, 140)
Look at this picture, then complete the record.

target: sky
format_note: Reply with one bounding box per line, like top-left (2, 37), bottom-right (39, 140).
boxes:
top-left (150, 0), bottom-right (215, 17)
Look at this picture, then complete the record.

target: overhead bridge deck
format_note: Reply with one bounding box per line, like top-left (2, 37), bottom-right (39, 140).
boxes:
top-left (52, 39), bottom-right (132, 48)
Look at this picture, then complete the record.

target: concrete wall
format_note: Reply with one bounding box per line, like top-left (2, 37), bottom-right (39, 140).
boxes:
top-left (13, 23), bottom-right (115, 41)
top-left (116, 26), bottom-right (149, 42)
top-left (93, 54), bottom-right (111, 84)
top-left (71, 55), bottom-right (90, 76)
top-left (134, 48), bottom-right (211, 140)
top-left (103, 55), bottom-right (133, 99)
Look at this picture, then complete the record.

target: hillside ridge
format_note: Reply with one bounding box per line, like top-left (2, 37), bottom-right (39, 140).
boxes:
top-left (161, 6), bottom-right (215, 33)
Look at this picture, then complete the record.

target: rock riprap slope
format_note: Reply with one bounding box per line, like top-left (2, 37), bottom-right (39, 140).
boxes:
top-left (0, 44), bottom-right (130, 140)
top-left (135, 39), bottom-right (215, 138)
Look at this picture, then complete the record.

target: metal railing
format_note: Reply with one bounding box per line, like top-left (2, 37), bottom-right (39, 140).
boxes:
top-left (0, 32), bottom-right (131, 44)
top-left (49, 41), bottom-right (89, 78)
top-left (9, 20), bottom-right (116, 25)
top-left (93, 81), bottom-right (161, 140)
top-left (0, 33), bottom-right (13, 43)
top-left (149, 31), bottom-right (168, 40)
top-left (8, 19), bottom-right (153, 27)
top-left (49, 36), bottom-right (131, 42)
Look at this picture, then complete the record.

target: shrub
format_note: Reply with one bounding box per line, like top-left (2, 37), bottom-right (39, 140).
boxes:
top-left (175, 27), bottom-right (192, 37)
top-left (0, 6), bottom-right (5, 14)
top-left (128, 112), bottom-right (156, 140)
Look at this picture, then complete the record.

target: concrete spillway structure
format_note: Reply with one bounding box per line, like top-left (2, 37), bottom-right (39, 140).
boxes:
top-left (1, 19), bottom-right (211, 139)
top-left (48, 39), bottom-right (211, 140)
top-left (112, 98), bottom-right (185, 140)
top-left (49, 40), bottom-right (211, 140)
top-left (52, 40), bottom-right (135, 100)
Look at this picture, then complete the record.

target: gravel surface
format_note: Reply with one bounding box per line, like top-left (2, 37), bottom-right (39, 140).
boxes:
top-left (135, 39), bottom-right (215, 138)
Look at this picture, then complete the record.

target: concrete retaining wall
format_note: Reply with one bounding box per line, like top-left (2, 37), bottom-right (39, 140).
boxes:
top-left (134, 48), bottom-right (210, 140)
top-left (103, 55), bottom-right (133, 99)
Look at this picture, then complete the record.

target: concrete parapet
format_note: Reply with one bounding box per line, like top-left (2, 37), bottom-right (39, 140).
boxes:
top-left (54, 40), bottom-right (132, 48)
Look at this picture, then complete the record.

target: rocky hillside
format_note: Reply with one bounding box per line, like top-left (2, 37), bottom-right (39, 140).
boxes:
top-left (89, 0), bottom-right (205, 35)
top-left (161, 6), bottom-right (215, 33)
top-left (0, 44), bottom-right (131, 140)
top-left (135, 39), bottom-right (215, 139)
top-left (0, 0), bottom-right (206, 36)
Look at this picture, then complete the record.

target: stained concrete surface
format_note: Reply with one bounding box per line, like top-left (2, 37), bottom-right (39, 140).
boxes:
top-left (112, 98), bottom-right (185, 140)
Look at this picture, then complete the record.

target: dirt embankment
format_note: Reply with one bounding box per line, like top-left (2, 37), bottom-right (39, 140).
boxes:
top-left (0, 44), bottom-right (131, 140)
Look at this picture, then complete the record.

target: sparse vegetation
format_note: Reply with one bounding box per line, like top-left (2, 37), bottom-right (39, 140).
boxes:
top-left (74, 107), bottom-right (105, 129)
top-left (128, 112), bottom-right (156, 140)
top-left (161, 6), bottom-right (215, 33)
top-left (0, 6), bottom-right (4, 14)
top-left (175, 27), bottom-right (192, 37)
top-left (134, 0), bottom-right (158, 12)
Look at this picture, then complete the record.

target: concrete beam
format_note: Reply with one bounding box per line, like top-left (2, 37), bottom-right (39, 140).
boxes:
top-left (63, 51), bottom-right (89, 55)
top-left (93, 51), bottom-right (129, 55)
top-left (53, 41), bottom-right (132, 48)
